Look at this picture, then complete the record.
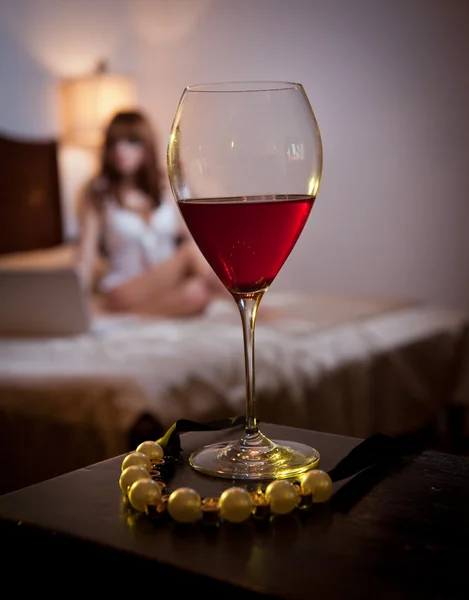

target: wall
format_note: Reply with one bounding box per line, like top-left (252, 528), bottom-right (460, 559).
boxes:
top-left (0, 0), bottom-right (468, 309)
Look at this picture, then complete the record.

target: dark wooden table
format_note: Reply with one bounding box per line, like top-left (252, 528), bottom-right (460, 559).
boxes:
top-left (1, 423), bottom-right (468, 598)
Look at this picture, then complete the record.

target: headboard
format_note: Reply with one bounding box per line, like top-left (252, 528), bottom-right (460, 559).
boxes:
top-left (0, 133), bottom-right (63, 254)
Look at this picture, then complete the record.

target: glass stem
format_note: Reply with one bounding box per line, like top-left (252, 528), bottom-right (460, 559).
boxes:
top-left (235, 292), bottom-right (264, 437)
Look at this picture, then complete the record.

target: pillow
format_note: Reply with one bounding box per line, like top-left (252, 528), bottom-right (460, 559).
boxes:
top-left (0, 244), bottom-right (76, 270)
top-left (0, 244), bottom-right (108, 295)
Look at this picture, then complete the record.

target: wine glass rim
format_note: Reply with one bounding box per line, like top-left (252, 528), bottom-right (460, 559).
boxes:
top-left (185, 81), bottom-right (303, 93)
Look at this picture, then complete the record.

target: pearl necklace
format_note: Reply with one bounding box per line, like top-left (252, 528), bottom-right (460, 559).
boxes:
top-left (119, 440), bottom-right (333, 526)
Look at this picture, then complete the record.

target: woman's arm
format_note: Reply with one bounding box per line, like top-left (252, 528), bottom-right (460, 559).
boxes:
top-left (75, 196), bottom-right (102, 293)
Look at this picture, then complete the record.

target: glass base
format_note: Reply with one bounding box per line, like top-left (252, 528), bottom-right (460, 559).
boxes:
top-left (189, 430), bottom-right (320, 480)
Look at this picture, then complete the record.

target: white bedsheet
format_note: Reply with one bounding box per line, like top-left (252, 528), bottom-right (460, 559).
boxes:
top-left (1, 291), bottom-right (468, 492)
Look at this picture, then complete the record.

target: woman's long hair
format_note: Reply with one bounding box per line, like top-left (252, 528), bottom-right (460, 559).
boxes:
top-left (89, 110), bottom-right (164, 210)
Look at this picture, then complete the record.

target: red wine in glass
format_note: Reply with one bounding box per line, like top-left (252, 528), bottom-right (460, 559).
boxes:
top-left (179, 194), bottom-right (315, 294)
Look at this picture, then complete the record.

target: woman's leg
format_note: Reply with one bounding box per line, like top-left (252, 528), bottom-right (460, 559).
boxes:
top-left (137, 276), bottom-right (212, 317)
top-left (101, 244), bottom-right (215, 316)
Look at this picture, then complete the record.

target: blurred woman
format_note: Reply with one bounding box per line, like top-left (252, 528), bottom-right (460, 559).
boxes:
top-left (76, 110), bottom-right (220, 316)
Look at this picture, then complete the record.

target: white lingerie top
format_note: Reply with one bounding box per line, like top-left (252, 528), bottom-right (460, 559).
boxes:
top-left (99, 197), bottom-right (179, 292)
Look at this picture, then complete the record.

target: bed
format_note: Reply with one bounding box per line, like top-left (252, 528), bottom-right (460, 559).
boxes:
top-left (1, 134), bottom-right (468, 494)
top-left (1, 246), bottom-right (468, 494)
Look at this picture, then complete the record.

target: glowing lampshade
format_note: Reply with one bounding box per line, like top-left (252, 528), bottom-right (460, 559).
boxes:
top-left (60, 68), bottom-right (136, 147)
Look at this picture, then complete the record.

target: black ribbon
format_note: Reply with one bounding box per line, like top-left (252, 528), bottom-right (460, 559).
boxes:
top-left (327, 428), bottom-right (428, 482)
top-left (156, 416), bottom-right (245, 458)
top-left (156, 416), bottom-right (427, 486)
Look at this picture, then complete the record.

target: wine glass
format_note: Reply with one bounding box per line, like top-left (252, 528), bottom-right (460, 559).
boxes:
top-left (167, 81), bottom-right (323, 480)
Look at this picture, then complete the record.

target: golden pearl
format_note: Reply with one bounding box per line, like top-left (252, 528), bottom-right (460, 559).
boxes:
top-left (300, 469), bottom-right (333, 503)
top-left (119, 465), bottom-right (151, 493)
top-left (265, 480), bottom-right (298, 515)
top-left (167, 488), bottom-right (202, 523)
top-left (121, 452), bottom-right (152, 472)
top-left (218, 487), bottom-right (253, 523)
top-left (136, 441), bottom-right (164, 462)
top-left (128, 478), bottom-right (163, 512)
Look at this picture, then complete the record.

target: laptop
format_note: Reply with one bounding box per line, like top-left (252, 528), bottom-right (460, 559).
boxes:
top-left (0, 267), bottom-right (91, 337)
